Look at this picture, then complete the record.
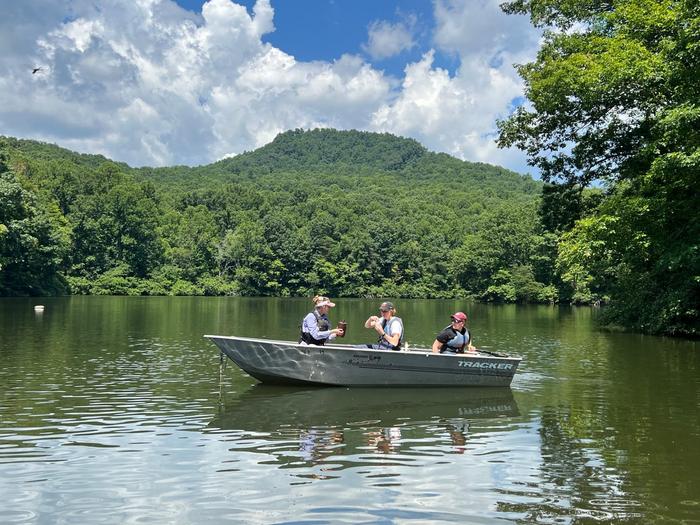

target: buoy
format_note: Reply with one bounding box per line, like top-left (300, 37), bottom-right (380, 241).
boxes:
top-left (34, 305), bottom-right (45, 312)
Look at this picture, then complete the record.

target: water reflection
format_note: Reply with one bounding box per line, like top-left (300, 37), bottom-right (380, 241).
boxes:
top-left (208, 386), bottom-right (519, 473)
top-left (2, 296), bottom-right (698, 523)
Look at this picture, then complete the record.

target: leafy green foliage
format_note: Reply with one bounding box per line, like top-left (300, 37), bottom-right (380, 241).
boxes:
top-left (0, 130), bottom-right (556, 303)
top-left (0, 152), bottom-right (69, 295)
top-left (498, 0), bottom-right (699, 336)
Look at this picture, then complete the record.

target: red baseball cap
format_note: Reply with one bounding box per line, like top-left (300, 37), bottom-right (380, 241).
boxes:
top-left (451, 312), bottom-right (467, 322)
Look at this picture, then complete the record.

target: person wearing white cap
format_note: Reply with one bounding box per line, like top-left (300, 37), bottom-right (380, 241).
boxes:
top-left (432, 312), bottom-right (475, 354)
top-left (299, 296), bottom-right (344, 345)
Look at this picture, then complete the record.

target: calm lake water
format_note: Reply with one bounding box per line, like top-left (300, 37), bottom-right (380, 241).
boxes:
top-left (1, 296), bottom-right (698, 524)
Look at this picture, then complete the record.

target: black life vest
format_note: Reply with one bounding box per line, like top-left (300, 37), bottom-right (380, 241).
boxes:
top-left (438, 325), bottom-right (469, 353)
top-left (378, 316), bottom-right (404, 350)
top-left (299, 309), bottom-right (331, 345)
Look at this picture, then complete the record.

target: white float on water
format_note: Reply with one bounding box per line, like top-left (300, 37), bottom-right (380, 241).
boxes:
top-left (34, 305), bottom-right (45, 312)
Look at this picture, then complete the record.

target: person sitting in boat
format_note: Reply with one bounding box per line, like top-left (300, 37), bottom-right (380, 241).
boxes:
top-left (363, 301), bottom-right (404, 350)
top-left (432, 312), bottom-right (475, 354)
top-left (299, 296), bottom-right (344, 345)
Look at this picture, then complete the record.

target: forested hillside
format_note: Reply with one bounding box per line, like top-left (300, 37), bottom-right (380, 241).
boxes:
top-left (4, 125), bottom-right (694, 336)
top-left (1, 129), bottom-right (567, 303)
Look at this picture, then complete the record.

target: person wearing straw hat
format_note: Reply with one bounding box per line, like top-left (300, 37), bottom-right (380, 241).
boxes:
top-left (432, 312), bottom-right (475, 354)
top-left (299, 296), bottom-right (344, 345)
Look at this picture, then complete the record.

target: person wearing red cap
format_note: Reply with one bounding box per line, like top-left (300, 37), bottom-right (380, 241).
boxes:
top-left (432, 312), bottom-right (475, 354)
top-left (299, 296), bottom-right (344, 345)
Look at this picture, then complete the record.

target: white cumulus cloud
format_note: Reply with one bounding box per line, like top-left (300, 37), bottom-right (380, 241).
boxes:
top-left (370, 0), bottom-right (541, 171)
top-left (362, 18), bottom-right (416, 60)
top-left (0, 0), bottom-right (540, 173)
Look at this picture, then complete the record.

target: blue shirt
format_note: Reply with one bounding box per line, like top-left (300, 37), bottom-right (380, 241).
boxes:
top-left (302, 312), bottom-right (335, 342)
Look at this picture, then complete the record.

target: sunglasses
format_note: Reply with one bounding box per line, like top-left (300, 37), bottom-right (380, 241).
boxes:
top-left (452, 318), bottom-right (465, 324)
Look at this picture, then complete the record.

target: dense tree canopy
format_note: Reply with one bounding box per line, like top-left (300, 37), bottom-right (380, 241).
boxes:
top-left (0, 130), bottom-right (552, 303)
top-left (0, 152), bottom-right (69, 295)
top-left (498, 0), bottom-right (699, 336)
top-left (1, 112), bottom-right (696, 335)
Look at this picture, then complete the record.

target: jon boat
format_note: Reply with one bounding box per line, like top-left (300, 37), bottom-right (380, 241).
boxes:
top-left (205, 335), bottom-right (521, 387)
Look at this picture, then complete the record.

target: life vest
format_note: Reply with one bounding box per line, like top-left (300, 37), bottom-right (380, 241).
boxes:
top-left (378, 316), bottom-right (404, 350)
top-left (299, 309), bottom-right (330, 345)
top-left (438, 325), bottom-right (469, 353)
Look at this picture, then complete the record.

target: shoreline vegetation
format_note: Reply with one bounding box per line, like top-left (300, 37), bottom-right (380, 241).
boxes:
top-left (1, 127), bottom-right (695, 338)
top-left (496, 0), bottom-right (698, 338)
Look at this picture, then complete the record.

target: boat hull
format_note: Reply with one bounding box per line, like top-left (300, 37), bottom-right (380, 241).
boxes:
top-left (206, 335), bottom-right (520, 387)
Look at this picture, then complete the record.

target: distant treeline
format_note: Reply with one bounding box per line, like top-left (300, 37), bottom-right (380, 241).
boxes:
top-left (0, 127), bottom-right (695, 336)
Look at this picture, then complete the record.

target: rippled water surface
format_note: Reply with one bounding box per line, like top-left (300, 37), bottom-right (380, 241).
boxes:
top-left (1, 297), bottom-right (698, 523)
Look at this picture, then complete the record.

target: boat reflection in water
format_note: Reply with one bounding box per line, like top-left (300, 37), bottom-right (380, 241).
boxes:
top-left (207, 386), bottom-right (520, 476)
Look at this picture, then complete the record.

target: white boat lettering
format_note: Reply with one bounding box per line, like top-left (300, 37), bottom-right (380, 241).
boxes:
top-left (458, 361), bottom-right (513, 370)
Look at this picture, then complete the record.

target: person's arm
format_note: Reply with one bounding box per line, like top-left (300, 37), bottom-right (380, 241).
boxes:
top-left (380, 319), bottom-right (401, 347)
top-left (383, 330), bottom-right (401, 348)
top-left (432, 329), bottom-right (449, 353)
top-left (466, 329), bottom-right (476, 352)
top-left (327, 326), bottom-right (344, 340)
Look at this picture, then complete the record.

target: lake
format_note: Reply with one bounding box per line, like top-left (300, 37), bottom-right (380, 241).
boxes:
top-left (1, 296), bottom-right (698, 523)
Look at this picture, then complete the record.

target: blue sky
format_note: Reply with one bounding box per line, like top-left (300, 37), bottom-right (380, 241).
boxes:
top-left (174, 0), bottom-right (451, 75)
top-left (0, 0), bottom-right (541, 173)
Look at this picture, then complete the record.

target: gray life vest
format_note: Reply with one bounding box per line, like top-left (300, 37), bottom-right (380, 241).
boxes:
top-left (439, 325), bottom-right (469, 353)
top-left (378, 316), bottom-right (404, 350)
top-left (299, 309), bottom-right (330, 345)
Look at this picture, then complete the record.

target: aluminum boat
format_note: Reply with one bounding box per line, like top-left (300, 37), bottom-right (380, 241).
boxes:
top-left (206, 335), bottom-right (520, 387)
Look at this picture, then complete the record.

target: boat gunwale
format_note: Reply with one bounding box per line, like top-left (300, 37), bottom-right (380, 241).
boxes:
top-left (204, 334), bottom-right (521, 362)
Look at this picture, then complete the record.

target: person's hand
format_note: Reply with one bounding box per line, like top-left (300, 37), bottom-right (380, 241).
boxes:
top-left (364, 315), bottom-right (380, 329)
top-left (332, 328), bottom-right (344, 336)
